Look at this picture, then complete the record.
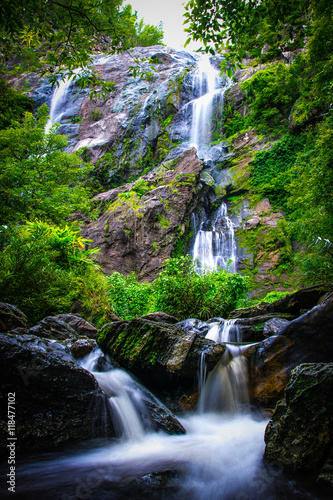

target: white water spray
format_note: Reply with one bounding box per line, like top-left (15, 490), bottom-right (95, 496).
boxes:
top-left (192, 202), bottom-right (237, 273)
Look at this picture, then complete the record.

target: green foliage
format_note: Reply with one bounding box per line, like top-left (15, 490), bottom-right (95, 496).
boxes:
top-left (287, 112), bottom-right (333, 283)
top-left (106, 272), bottom-right (152, 320)
top-left (106, 256), bottom-right (248, 321)
top-left (0, 104), bottom-right (92, 225)
top-left (241, 63), bottom-right (301, 134)
top-left (0, 1), bottom-right (164, 99)
top-left (251, 134), bottom-right (306, 208)
top-left (260, 290), bottom-right (293, 303)
top-left (184, 0), bottom-right (311, 73)
top-left (0, 80), bottom-right (33, 130)
top-left (0, 221), bottom-right (111, 325)
top-left (151, 256), bottom-right (248, 320)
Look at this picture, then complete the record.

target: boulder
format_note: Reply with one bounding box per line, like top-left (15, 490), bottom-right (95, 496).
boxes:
top-left (63, 338), bottom-right (98, 358)
top-left (263, 317), bottom-right (290, 337)
top-left (140, 312), bottom-right (179, 324)
top-left (0, 333), bottom-right (114, 455)
top-left (53, 314), bottom-right (98, 338)
top-left (245, 294), bottom-right (333, 407)
top-left (230, 284), bottom-right (330, 319)
top-left (264, 363), bottom-right (333, 477)
top-left (97, 318), bottom-right (225, 393)
top-left (29, 316), bottom-right (79, 340)
top-left (0, 302), bottom-right (28, 332)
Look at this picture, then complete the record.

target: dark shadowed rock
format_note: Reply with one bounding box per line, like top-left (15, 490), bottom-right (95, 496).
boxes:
top-left (29, 316), bottom-right (79, 340)
top-left (176, 318), bottom-right (209, 336)
top-left (245, 294), bottom-right (333, 407)
top-left (97, 318), bottom-right (225, 392)
top-left (0, 333), bottom-right (114, 455)
top-left (263, 317), bottom-right (290, 337)
top-left (264, 363), bottom-right (333, 477)
top-left (140, 312), bottom-right (179, 324)
top-left (53, 314), bottom-right (98, 338)
top-left (229, 284), bottom-right (330, 319)
top-left (0, 302), bottom-right (28, 331)
top-left (143, 399), bottom-right (185, 435)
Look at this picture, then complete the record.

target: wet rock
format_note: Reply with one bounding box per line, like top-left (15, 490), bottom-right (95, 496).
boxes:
top-left (0, 333), bottom-right (114, 455)
top-left (245, 294), bottom-right (333, 407)
top-left (0, 302), bottom-right (28, 331)
top-left (139, 312), bottom-right (179, 324)
top-left (143, 399), bottom-right (185, 435)
top-left (97, 318), bottom-right (225, 393)
top-left (64, 338), bottom-right (97, 358)
top-left (53, 314), bottom-right (98, 338)
top-left (176, 318), bottom-right (209, 336)
top-left (264, 363), bottom-right (333, 477)
top-left (29, 316), bottom-right (79, 340)
top-left (229, 284), bottom-right (330, 319)
top-left (263, 317), bottom-right (290, 337)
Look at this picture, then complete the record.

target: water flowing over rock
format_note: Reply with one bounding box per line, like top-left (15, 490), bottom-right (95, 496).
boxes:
top-left (96, 318), bottom-right (225, 396)
top-left (245, 293), bottom-right (333, 407)
top-left (264, 363), bottom-right (333, 477)
top-left (0, 333), bottom-right (114, 454)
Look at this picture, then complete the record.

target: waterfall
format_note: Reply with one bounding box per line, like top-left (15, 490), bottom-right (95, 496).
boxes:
top-left (45, 73), bottom-right (77, 134)
top-left (198, 344), bottom-right (249, 414)
top-left (189, 55), bottom-right (221, 151)
top-left (80, 350), bottom-right (150, 441)
top-left (206, 318), bottom-right (240, 343)
top-left (192, 202), bottom-right (237, 273)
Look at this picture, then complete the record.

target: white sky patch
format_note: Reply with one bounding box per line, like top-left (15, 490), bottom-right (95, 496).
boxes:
top-left (127, 0), bottom-right (202, 51)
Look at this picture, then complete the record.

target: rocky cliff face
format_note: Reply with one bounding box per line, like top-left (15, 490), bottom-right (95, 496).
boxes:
top-left (84, 147), bottom-right (206, 280)
top-left (12, 45), bottom-right (297, 291)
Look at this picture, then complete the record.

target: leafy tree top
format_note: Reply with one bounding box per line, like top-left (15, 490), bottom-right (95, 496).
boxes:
top-left (0, 1), bottom-right (164, 97)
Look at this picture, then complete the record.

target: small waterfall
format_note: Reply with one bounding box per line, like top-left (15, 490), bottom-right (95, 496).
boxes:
top-left (80, 350), bottom-right (150, 441)
top-left (192, 202), bottom-right (237, 273)
top-left (45, 73), bottom-right (78, 134)
top-left (198, 345), bottom-right (249, 413)
top-left (189, 55), bottom-right (221, 151)
top-left (206, 318), bottom-right (240, 343)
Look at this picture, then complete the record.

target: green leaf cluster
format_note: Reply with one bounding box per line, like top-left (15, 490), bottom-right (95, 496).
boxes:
top-left (0, 104), bottom-right (92, 225)
top-left (0, 221), bottom-right (111, 325)
top-left (106, 256), bottom-right (248, 321)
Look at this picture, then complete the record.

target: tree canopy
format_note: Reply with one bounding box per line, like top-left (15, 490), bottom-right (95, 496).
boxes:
top-left (184, 0), bottom-right (327, 74)
top-left (0, 1), bottom-right (164, 95)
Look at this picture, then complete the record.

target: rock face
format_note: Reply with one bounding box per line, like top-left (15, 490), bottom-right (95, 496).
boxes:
top-left (85, 147), bottom-right (206, 280)
top-left (245, 293), bottom-right (333, 407)
top-left (264, 363), bottom-right (333, 477)
top-left (0, 333), bottom-right (114, 454)
top-left (97, 318), bottom-right (225, 392)
top-left (230, 284), bottom-right (329, 319)
top-left (0, 330), bottom-right (186, 455)
top-left (0, 302), bottom-right (28, 331)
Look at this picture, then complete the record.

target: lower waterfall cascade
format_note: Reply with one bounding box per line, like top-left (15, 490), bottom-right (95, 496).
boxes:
top-left (3, 348), bottom-right (323, 500)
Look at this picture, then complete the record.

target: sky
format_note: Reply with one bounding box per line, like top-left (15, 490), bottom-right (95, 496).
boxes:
top-left (127, 0), bottom-right (201, 51)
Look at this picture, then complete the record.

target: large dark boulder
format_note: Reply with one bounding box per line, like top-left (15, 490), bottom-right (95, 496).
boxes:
top-left (0, 333), bottom-right (114, 455)
top-left (97, 318), bottom-right (225, 393)
top-left (0, 302), bottom-right (28, 332)
top-left (230, 284), bottom-right (330, 319)
top-left (245, 294), bottom-right (333, 407)
top-left (264, 363), bottom-right (333, 477)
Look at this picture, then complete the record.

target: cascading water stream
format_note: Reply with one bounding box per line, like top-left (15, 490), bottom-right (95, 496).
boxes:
top-left (186, 56), bottom-right (237, 273)
top-left (192, 202), bottom-right (237, 273)
top-left (44, 71), bottom-right (79, 134)
top-left (80, 350), bottom-right (149, 441)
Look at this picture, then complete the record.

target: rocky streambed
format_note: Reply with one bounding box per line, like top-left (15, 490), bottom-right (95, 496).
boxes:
top-left (0, 285), bottom-right (333, 499)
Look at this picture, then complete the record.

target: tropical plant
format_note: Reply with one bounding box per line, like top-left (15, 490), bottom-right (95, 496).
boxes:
top-left (0, 104), bottom-right (92, 225)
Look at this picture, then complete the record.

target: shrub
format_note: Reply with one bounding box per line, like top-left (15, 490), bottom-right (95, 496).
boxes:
top-left (0, 221), bottom-right (111, 325)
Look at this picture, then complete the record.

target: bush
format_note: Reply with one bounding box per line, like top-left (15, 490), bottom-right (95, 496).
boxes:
top-left (106, 272), bottom-right (152, 320)
top-left (0, 221), bottom-right (112, 325)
